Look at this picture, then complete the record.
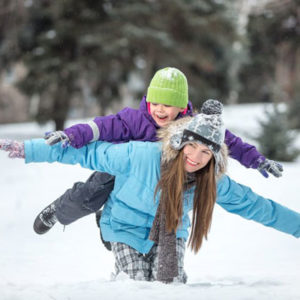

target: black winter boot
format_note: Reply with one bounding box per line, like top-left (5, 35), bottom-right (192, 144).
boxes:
top-left (95, 210), bottom-right (111, 251)
top-left (33, 202), bottom-right (58, 234)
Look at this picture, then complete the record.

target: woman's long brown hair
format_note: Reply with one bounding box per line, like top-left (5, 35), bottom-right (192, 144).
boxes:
top-left (155, 150), bottom-right (217, 253)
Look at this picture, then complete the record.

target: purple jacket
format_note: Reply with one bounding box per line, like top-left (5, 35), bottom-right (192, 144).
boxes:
top-left (64, 96), bottom-right (265, 169)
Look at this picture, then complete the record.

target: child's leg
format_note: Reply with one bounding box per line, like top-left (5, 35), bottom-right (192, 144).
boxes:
top-left (152, 238), bottom-right (188, 283)
top-left (33, 171), bottom-right (115, 234)
top-left (111, 242), bottom-right (153, 281)
top-left (55, 171), bottom-right (115, 225)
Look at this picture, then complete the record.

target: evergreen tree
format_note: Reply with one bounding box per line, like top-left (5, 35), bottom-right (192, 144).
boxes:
top-left (255, 105), bottom-right (299, 162)
top-left (5, 0), bottom-right (239, 128)
top-left (17, 0), bottom-right (114, 129)
top-left (287, 84), bottom-right (300, 129)
top-left (0, 0), bottom-right (27, 70)
top-left (239, 0), bottom-right (299, 103)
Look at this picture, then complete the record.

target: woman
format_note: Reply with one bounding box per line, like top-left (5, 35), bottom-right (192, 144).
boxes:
top-left (1, 101), bottom-right (299, 283)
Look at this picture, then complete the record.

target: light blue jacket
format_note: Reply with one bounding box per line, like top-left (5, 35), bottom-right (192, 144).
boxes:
top-left (25, 139), bottom-right (300, 254)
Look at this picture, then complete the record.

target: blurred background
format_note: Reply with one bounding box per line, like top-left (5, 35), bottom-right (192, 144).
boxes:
top-left (0, 0), bottom-right (299, 160)
top-left (1, 2), bottom-right (300, 298)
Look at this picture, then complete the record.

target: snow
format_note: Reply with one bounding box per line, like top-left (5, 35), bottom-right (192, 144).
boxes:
top-left (0, 103), bottom-right (300, 300)
top-left (160, 67), bottom-right (181, 80)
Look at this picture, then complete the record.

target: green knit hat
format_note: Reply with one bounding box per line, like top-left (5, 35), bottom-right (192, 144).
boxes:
top-left (146, 67), bottom-right (188, 108)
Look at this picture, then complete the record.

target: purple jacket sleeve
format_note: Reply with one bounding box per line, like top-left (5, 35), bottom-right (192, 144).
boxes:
top-left (64, 108), bottom-right (157, 148)
top-left (64, 123), bottom-right (94, 149)
top-left (94, 108), bottom-right (157, 142)
top-left (225, 129), bottom-right (265, 169)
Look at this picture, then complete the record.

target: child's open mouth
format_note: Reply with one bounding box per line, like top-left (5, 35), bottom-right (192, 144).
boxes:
top-left (156, 115), bottom-right (168, 121)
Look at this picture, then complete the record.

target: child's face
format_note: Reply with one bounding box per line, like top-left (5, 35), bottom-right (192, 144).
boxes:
top-left (149, 103), bottom-right (185, 127)
top-left (183, 143), bottom-right (213, 173)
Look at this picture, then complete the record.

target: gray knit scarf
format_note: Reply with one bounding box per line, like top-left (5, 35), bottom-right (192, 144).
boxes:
top-left (149, 199), bottom-right (177, 283)
top-left (149, 173), bottom-right (196, 283)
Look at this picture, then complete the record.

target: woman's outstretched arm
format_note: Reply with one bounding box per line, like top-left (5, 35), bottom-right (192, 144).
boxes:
top-left (0, 138), bottom-right (132, 177)
top-left (216, 175), bottom-right (300, 238)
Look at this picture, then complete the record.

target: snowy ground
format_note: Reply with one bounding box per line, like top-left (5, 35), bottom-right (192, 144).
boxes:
top-left (0, 103), bottom-right (300, 300)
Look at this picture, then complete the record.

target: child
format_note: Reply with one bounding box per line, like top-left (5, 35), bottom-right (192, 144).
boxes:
top-left (0, 101), bottom-right (298, 284)
top-left (10, 68), bottom-right (285, 236)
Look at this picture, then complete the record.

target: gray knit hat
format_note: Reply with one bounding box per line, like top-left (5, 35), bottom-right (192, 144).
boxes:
top-left (169, 99), bottom-right (225, 171)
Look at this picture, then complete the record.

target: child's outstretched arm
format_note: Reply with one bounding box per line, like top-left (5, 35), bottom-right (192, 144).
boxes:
top-left (45, 107), bottom-right (157, 149)
top-left (225, 129), bottom-right (283, 178)
top-left (200, 100), bottom-right (282, 178)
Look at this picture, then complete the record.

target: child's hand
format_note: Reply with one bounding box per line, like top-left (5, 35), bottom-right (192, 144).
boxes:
top-left (257, 159), bottom-right (283, 178)
top-left (44, 131), bottom-right (70, 148)
top-left (0, 139), bottom-right (25, 158)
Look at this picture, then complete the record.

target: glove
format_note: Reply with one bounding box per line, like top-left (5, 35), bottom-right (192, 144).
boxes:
top-left (257, 159), bottom-right (283, 178)
top-left (0, 139), bottom-right (25, 158)
top-left (44, 131), bottom-right (70, 148)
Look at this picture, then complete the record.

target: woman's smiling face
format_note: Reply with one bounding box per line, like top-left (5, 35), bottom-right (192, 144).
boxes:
top-left (183, 143), bottom-right (213, 173)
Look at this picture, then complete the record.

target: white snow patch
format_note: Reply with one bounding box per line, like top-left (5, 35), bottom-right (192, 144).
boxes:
top-left (0, 103), bottom-right (300, 299)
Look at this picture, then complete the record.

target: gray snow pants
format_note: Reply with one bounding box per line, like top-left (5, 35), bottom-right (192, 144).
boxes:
top-left (55, 171), bottom-right (115, 225)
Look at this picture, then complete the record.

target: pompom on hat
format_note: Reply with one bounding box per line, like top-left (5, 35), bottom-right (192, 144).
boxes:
top-left (146, 67), bottom-right (188, 108)
top-left (158, 99), bottom-right (227, 175)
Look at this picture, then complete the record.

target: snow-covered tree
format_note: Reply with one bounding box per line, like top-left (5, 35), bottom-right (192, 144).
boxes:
top-left (255, 105), bottom-right (299, 161)
top-left (2, 0), bottom-right (240, 128)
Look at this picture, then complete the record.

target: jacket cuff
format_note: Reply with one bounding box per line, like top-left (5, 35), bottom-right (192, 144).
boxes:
top-left (87, 120), bottom-right (100, 142)
top-left (64, 123), bottom-right (95, 148)
top-left (251, 155), bottom-right (266, 169)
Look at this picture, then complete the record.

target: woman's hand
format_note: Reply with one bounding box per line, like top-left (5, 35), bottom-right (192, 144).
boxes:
top-left (0, 139), bottom-right (25, 158)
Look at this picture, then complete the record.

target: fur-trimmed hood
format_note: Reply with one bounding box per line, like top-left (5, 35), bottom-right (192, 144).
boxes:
top-left (157, 117), bottom-right (228, 179)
